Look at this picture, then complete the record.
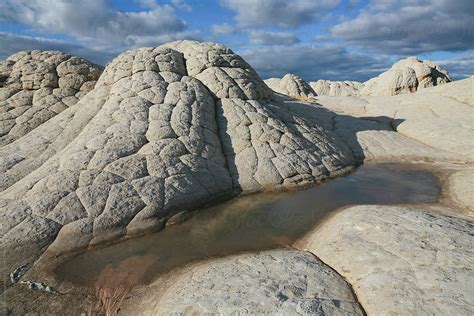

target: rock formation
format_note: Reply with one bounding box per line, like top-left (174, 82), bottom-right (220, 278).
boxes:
top-left (297, 204), bottom-right (474, 315)
top-left (362, 56), bottom-right (452, 96)
top-left (264, 74), bottom-right (317, 98)
top-left (318, 77), bottom-right (474, 159)
top-left (0, 50), bottom-right (103, 146)
top-left (0, 41), bottom-right (356, 282)
top-left (120, 249), bottom-right (364, 315)
top-left (310, 80), bottom-right (363, 96)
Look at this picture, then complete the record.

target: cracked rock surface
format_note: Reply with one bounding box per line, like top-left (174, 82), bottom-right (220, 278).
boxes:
top-left (265, 74), bottom-right (317, 98)
top-left (0, 50), bottom-right (103, 146)
top-left (0, 41), bottom-right (356, 283)
top-left (297, 204), bottom-right (474, 316)
top-left (120, 249), bottom-right (364, 315)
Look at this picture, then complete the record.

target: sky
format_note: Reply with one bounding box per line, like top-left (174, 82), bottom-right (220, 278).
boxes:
top-left (0, 0), bottom-right (473, 82)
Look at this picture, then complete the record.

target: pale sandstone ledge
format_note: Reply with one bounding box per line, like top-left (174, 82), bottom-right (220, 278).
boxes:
top-left (119, 249), bottom-right (364, 315)
top-left (317, 77), bottom-right (474, 160)
top-left (264, 73), bottom-right (317, 98)
top-left (296, 204), bottom-right (474, 316)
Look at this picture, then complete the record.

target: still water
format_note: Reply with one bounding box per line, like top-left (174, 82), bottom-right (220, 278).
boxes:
top-left (53, 164), bottom-right (439, 288)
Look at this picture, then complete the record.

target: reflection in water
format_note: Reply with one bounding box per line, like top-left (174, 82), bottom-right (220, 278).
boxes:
top-left (54, 164), bottom-right (438, 307)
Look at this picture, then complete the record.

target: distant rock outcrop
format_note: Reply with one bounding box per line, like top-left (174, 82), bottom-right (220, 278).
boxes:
top-left (0, 51), bottom-right (103, 146)
top-left (310, 80), bottom-right (363, 97)
top-left (0, 41), bottom-right (356, 280)
top-left (264, 74), bottom-right (317, 98)
top-left (362, 56), bottom-right (452, 96)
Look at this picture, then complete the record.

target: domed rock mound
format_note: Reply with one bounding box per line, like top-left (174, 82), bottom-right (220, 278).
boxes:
top-left (0, 50), bottom-right (103, 146)
top-left (362, 56), bottom-right (452, 96)
top-left (0, 41), bottom-right (356, 280)
top-left (264, 74), bottom-right (317, 98)
top-left (310, 80), bottom-right (363, 96)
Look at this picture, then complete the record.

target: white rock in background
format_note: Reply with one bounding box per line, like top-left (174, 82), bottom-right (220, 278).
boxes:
top-left (310, 80), bottom-right (364, 96)
top-left (265, 73), bottom-right (317, 98)
top-left (362, 56), bottom-right (452, 96)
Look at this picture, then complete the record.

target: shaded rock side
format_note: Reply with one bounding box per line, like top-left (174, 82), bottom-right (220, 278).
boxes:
top-left (297, 204), bottom-right (474, 316)
top-left (0, 50), bottom-right (103, 146)
top-left (0, 41), bottom-right (356, 281)
top-left (362, 56), bottom-right (452, 96)
top-left (310, 80), bottom-right (363, 96)
top-left (265, 73), bottom-right (317, 98)
top-left (120, 249), bottom-right (364, 315)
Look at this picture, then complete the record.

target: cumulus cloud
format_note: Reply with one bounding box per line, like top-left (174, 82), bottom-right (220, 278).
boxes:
top-left (220, 0), bottom-right (341, 28)
top-left (0, 32), bottom-right (115, 64)
top-left (239, 44), bottom-right (390, 82)
top-left (248, 31), bottom-right (300, 45)
top-left (0, 0), bottom-right (195, 50)
top-left (331, 0), bottom-right (474, 54)
top-left (211, 23), bottom-right (239, 37)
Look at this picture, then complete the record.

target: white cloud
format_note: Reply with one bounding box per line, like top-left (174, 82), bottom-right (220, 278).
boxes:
top-left (211, 23), bottom-right (239, 37)
top-left (0, 0), bottom-right (194, 51)
top-left (0, 32), bottom-right (115, 64)
top-left (435, 51), bottom-right (474, 80)
top-left (331, 0), bottom-right (474, 54)
top-left (171, 0), bottom-right (192, 12)
top-left (248, 30), bottom-right (300, 45)
top-left (220, 0), bottom-right (341, 28)
top-left (239, 44), bottom-right (390, 82)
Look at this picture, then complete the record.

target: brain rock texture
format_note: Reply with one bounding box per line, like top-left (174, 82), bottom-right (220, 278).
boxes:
top-left (0, 41), bottom-right (356, 280)
top-left (264, 74), bottom-right (317, 98)
top-left (0, 50), bottom-right (103, 146)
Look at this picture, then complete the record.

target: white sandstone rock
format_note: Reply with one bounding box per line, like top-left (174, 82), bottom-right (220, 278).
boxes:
top-left (0, 51), bottom-right (103, 146)
top-left (0, 41), bottom-right (356, 281)
top-left (310, 80), bottom-right (363, 96)
top-left (362, 56), bottom-right (452, 96)
top-left (120, 249), bottom-right (364, 315)
top-left (265, 73), bottom-right (317, 98)
top-left (297, 204), bottom-right (474, 316)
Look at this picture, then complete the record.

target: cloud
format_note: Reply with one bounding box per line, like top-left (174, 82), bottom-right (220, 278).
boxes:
top-left (239, 44), bottom-right (390, 82)
top-left (211, 23), bottom-right (239, 37)
top-left (435, 51), bottom-right (474, 80)
top-left (248, 30), bottom-right (300, 45)
top-left (0, 32), bottom-right (115, 65)
top-left (0, 0), bottom-right (195, 50)
top-left (170, 0), bottom-right (192, 12)
top-left (220, 0), bottom-right (341, 28)
top-left (331, 0), bottom-right (474, 54)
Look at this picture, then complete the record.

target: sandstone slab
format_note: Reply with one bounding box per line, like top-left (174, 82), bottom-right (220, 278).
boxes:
top-left (297, 204), bottom-right (474, 316)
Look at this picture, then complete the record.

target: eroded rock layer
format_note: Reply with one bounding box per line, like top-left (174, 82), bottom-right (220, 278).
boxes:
top-left (362, 56), bottom-right (452, 96)
top-left (0, 50), bottom-right (103, 146)
top-left (264, 74), bottom-right (317, 98)
top-left (120, 250), bottom-right (364, 315)
top-left (0, 41), bottom-right (356, 281)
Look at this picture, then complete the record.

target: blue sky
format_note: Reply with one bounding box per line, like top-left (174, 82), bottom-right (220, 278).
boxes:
top-left (0, 0), bottom-right (473, 81)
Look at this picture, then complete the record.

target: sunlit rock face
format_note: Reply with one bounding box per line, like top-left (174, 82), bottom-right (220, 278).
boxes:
top-left (0, 50), bottom-right (103, 146)
top-left (264, 73), bottom-right (317, 98)
top-left (0, 41), bottom-right (356, 281)
top-left (362, 56), bottom-right (452, 96)
top-left (310, 80), bottom-right (364, 97)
